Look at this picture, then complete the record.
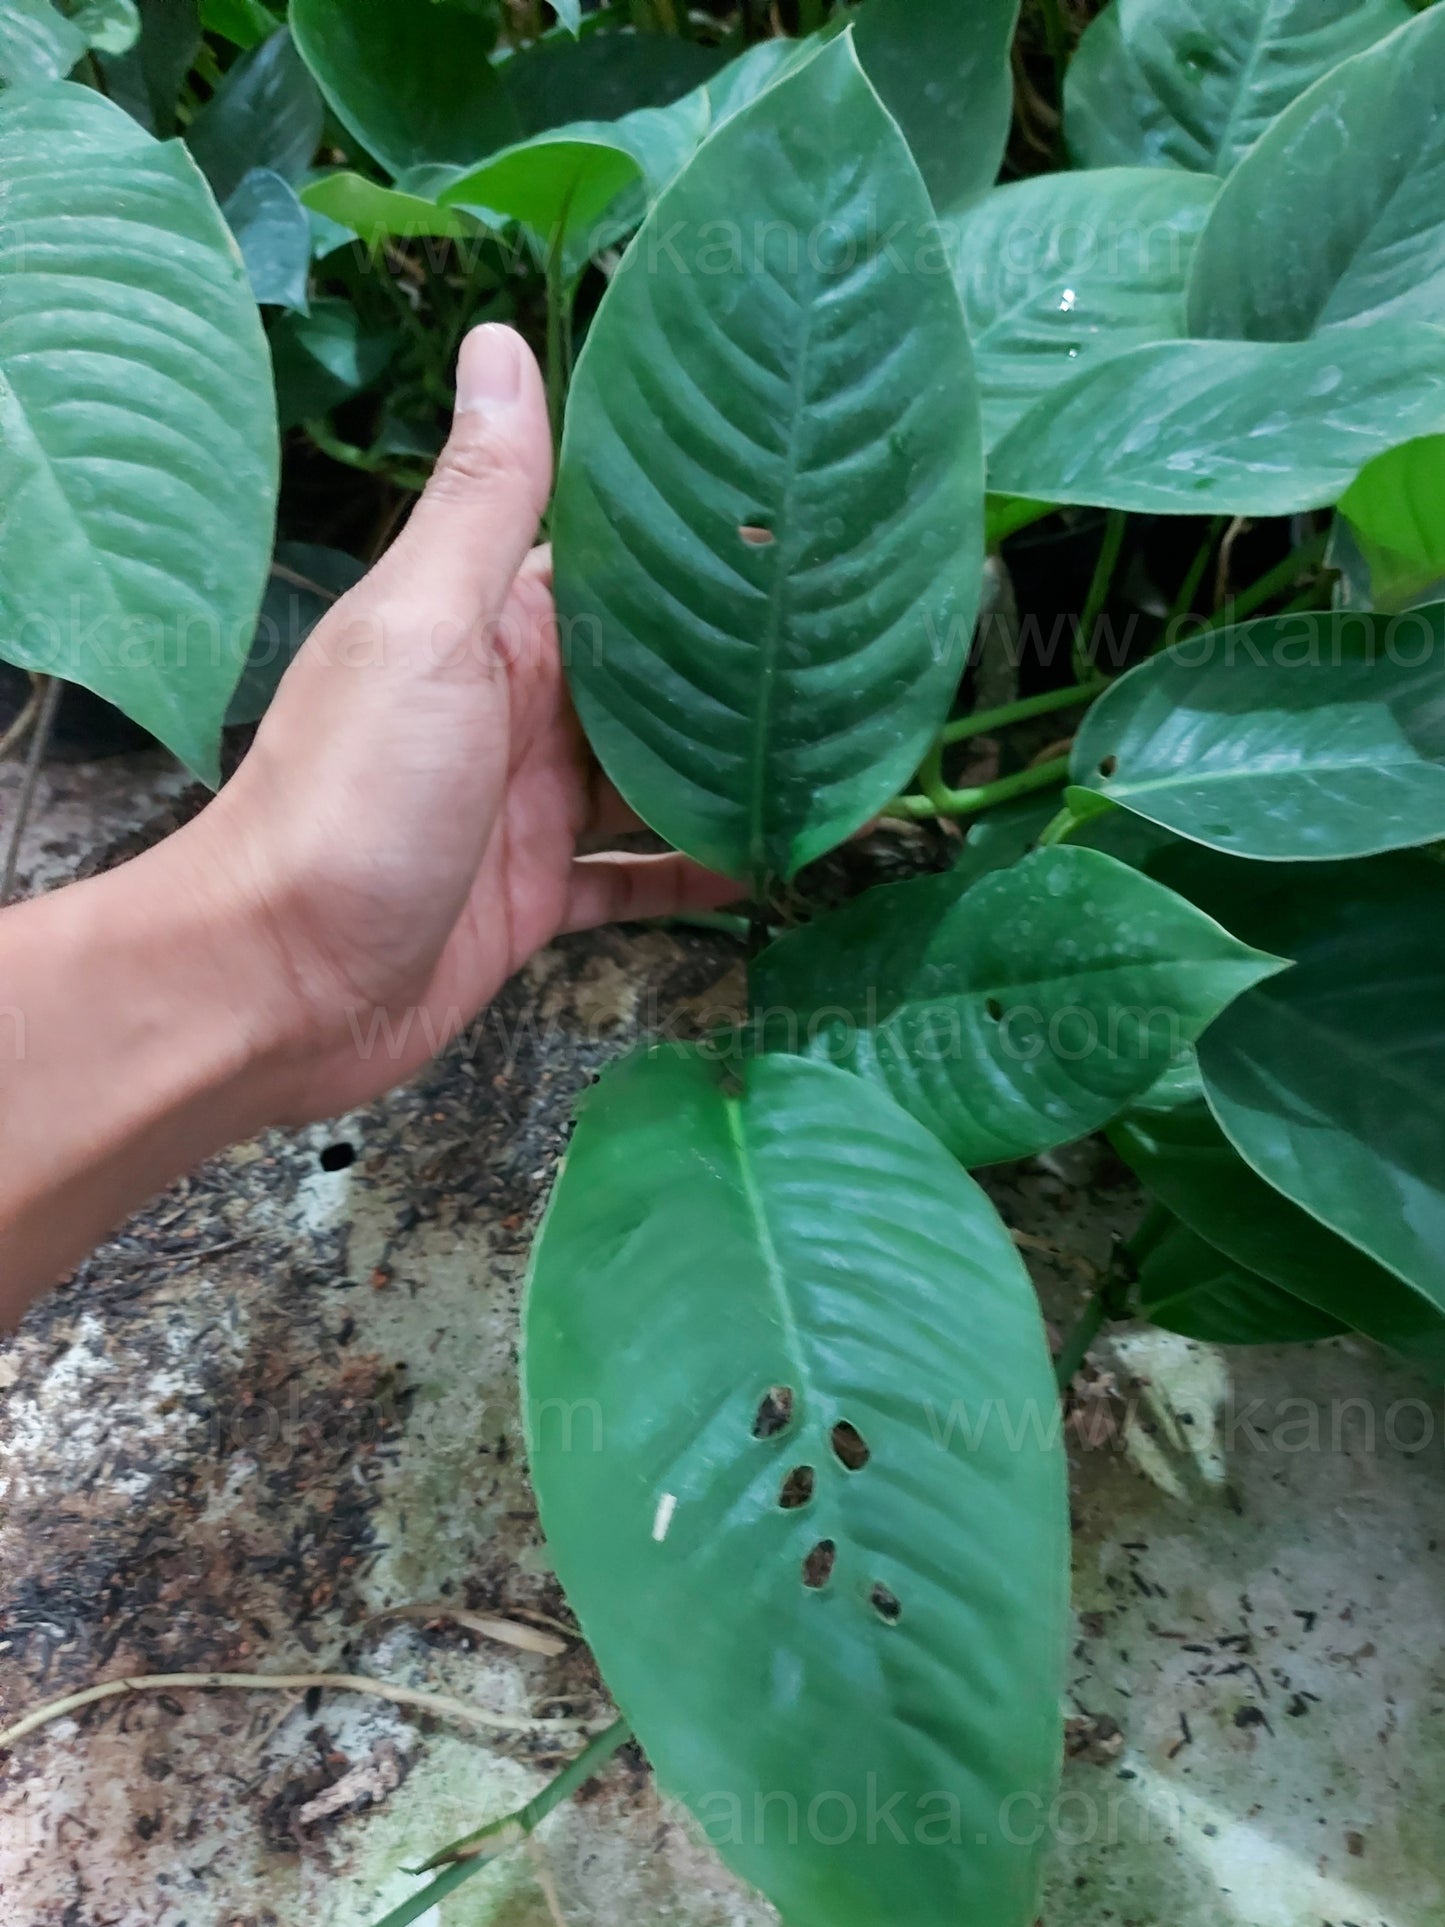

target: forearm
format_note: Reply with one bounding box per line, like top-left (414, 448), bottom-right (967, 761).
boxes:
top-left (0, 829), bottom-right (296, 1323)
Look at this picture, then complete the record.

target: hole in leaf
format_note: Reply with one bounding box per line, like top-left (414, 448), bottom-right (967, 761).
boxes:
top-left (319, 1142), bottom-right (356, 1173)
top-left (1098, 754), bottom-right (1119, 778)
top-left (778, 1465), bottom-right (815, 1509)
top-left (753, 1386), bottom-right (795, 1439)
top-left (831, 1421), bottom-right (870, 1471)
top-left (984, 997), bottom-right (1004, 1023)
top-left (738, 522), bottom-right (775, 547)
top-left (801, 1540), bottom-right (836, 1589)
top-left (870, 1583), bottom-right (902, 1624)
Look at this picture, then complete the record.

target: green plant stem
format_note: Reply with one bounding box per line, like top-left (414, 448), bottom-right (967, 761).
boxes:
top-left (1075, 509), bottom-right (1127, 679)
top-left (416, 1719), bottom-right (633, 1872)
top-left (1196, 527), bottom-right (1329, 635)
top-left (1038, 0), bottom-right (1071, 96)
top-left (1037, 801), bottom-right (1082, 847)
top-left (543, 211), bottom-right (578, 459)
top-left (302, 419), bottom-right (429, 492)
top-left (1166, 516), bottom-right (1226, 624)
top-left (941, 677), bottom-right (1110, 747)
top-left (1054, 1286), bottom-right (1109, 1390)
top-left (886, 754), bottom-right (1070, 823)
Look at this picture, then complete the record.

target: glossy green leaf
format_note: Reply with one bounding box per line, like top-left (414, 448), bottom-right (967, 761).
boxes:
top-left (1190, 853), bottom-right (1445, 1325)
top-left (98, 0), bottom-right (199, 135)
top-left (990, 323), bottom-right (1445, 515)
top-left (223, 166), bottom-right (310, 309)
top-left (199, 0), bottom-right (278, 48)
top-left (751, 846), bottom-right (1279, 1166)
top-left (0, 83), bottom-right (278, 781)
top-left (228, 540), bottom-right (364, 725)
top-left (186, 26), bottom-right (322, 202)
top-left (853, 0), bottom-right (1019, 212)
top-left (1189, 7), bottom-right (1445, 340)
top-left (289, 0), bottom-right (517, 176)
top-left (1111, 1103), bottom-right (1445, 1368)
top-left (549, 0), bottom-right (579, 30)
top-left (269, 295), bottom-right (397, 429)
top-left (554, 36), bottom-right (984, 885)
top-left (1338, 437), bottom-right (1445, 614)
top-left (71, 0), bottom-right (141, 56)
top-left (0, 0), bottom-right (85, 84)
top-left (525, 1044), bottom-right (1067, 1927)
top-left (1066, 0), bottom-right (1409, 175)
top-left (949, 168), bottom-right (1216, 446)
top-left (1071, 608), bottom-right (1445, 859)
top-left (499, 30), bottom-right (722, 135)
top-left (1134, 1211), bottom-right (1349, 1346)
top-left (300, 171), bottom-right (480, 244)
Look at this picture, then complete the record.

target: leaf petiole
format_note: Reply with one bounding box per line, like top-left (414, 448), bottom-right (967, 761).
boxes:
top-left (886, 754), bottom-right (1071, 822)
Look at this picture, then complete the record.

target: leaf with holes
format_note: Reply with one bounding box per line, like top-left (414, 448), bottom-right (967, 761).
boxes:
top-left (853, 0), bottom-right (1019, 212)
top-left (1065, 0), bottom-right (1410, 175)
top-left (289, 0), bottom-right (516, 177)
top-left (525, 1044), bottom-right (1067, 1927)
top-left (1133, 1209), bottom-right (1349, 1346)
top-left (0, 82), bottom-right (278, 780)
top-left (989, 323), bottom-right (1445, 515)
top-left (1111, 1103), bottom-right (1445, 1369)
top-left (947, 167), bottom-right (1216, 447)
top-left (750, 847), bottom-right (1279, 1167)
top-left (1071, 609), bottom-right (1445, 859)
top-left (1188, 6), bottom-right (1445, 341)
top-left (1338, 438), bottom-right (1445, 614)
top-left (1185, 852), bottom-right (1445, 1331)
top-left (553, 35), bottom-right (984, 885)
top-left (186, 25), bottom-right (323, 202)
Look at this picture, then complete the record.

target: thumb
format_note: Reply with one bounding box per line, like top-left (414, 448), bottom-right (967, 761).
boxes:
top-left (372, 323), bottom-right (553, 628)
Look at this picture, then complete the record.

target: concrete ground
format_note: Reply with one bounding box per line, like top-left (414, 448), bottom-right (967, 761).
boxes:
top-left (2, 748), bottom-right (1441, 1927)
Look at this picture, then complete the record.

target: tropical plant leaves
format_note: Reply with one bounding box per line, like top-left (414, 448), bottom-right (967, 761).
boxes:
top-left (300, 171), bottom-right (480, 244)
top-left (1189, 853), bottom-right (1445, 1328)
top-left (1112, 1103), bottom-right (1445, 1369)
top-left (1066, 0), bottom-right (1410, 176)
top-left (752, 847), bottom-right (1279, 1166)
top-left (1338, 438), bottom-right (1445, 614)
top-left (853, 0), bottom-right (1019, 213)
top-left (554, 35), bottom-right (984, 885)
top-left (0, 0), bottom-right (87, 85)
top-left (269, 295), bottom-right (396, 429)
top-left (1133, 1210), bottom-right (1349, 1346)
top-left (228, 540), bottom-right (364, 725)
top-left (989, 323), bottom-right (1445, 515)
top-left (223, 166), bottom-right (310, 309)
top-left (1071, 607), bottom-right (1445, 858)
top-left (71, 0), bottom-right (141, 53)
top-left (98, 0), bottom-right (199, 136)
top-left (1188, 6), bottom-right (1445, 342)
top-left (948, 167), bottom-right (1217, 446)
top-left (186, 25), bottom-right (323, 201)
top-left (525, 1044), bottom-right (1068, 1927)
top-left (0, 82), bottom-right (278, 780)
top-left (289, 0), bottom-right (516, 177)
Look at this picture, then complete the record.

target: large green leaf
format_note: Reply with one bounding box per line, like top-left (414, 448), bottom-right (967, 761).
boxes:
top-left (1134, 1210), bottom-right (1349, 1346)
top-left (554, 35), bottom-right (984, 886)
top-left (948, 167), bottom-right (1216, 447)
top-left (1188, 6), bottom-right (1445, 340)
top-left (186, 25), bottom-right (322, 201)
top-left (0, 0), bottom-right (86, 84)
top-left (1111, 1104), bottom-right (1445, 1367)
top-left (751, 846), bottom-right (1279, 1166)
top-left (1338, 437), bottom-right (1445, 614)
top-left (1189, 853), bottom-right (1445, 1326)
top-left (300, 172), bottom-right (481, 244)
top-left (525, 1044), bottom-right (1067, 1927)
top-left (289, 0), bottom-right (517, 177)
top-left (1071, 607), bottom-right (1445, 859)
top-left (0, 83), bottom-right (278, 780)
top-left (269, 295), bottom-right (396, 429)
top-left (498, 29), bottom-right (722, 135)
top-left (853, 0), bottom-right (1019, 213)
top-left (1066, 0), bottom-right (1410, 175)
top-left (989, 323), bottom-right (1445, 515)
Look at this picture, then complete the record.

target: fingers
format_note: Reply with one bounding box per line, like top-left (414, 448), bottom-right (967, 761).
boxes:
top-left (368, 324), bottom-right (553, 637)
top-left (562, 852), bottom-right (739, 934)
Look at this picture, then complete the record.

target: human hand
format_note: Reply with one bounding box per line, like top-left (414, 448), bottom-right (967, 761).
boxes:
top-left (176, 323), bottom-right (736, 1123)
